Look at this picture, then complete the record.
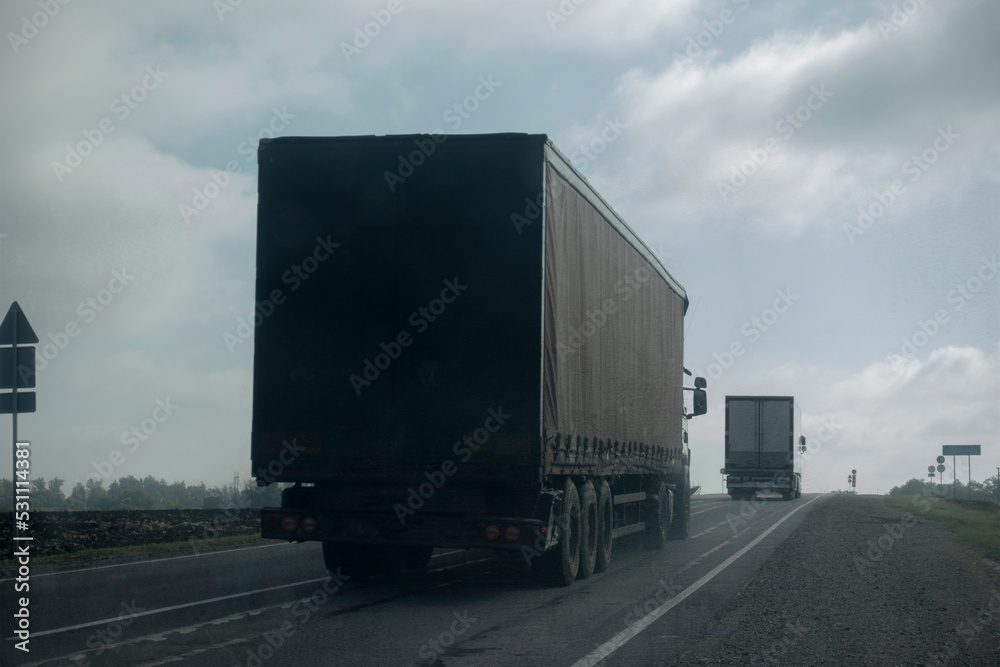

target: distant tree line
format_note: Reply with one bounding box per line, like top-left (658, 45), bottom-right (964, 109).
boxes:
top-left (0, 475), bottom-right (284, 511)
top-left (888, 475), bottom-right (999, 501)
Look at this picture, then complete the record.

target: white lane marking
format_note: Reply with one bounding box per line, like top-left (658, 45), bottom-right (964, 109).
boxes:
top-left (28, 577), bottom-right (331, 638)
top-left (432, 549), bottom-right (465, 558)
top-left (689, 516), bottom-right (735, 540)
top-left (0, 542), bottom-right (293, 582)
top-left (429, 556), bottom-right (496, 573)
top-left (690, 506), bottom-right (717, 516)
top-left (675, 522), bottom-right (758, 576)
top-left (26, 550), bottom-right (491, 640)
top-left (571, 493), bottom-right (828, 667)
top-left (3, 544), bottom-right (462, 583)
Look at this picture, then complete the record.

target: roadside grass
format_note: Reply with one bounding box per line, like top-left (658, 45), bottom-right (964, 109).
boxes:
top-left (885, 495), bottom-right (1000, 559)
top-left (1, 533), bottom-right (265, 570)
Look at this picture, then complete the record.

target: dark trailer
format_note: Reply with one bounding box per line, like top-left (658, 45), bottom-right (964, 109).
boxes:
top-left (251, 133), bottom-right (705, 585)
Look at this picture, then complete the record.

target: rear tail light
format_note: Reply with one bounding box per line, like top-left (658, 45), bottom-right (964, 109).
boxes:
top-left (504, 526), bottom-right (520, 542)
top-left (282, 516), bottom-right (297, 532)
top-left (301, 517), bottom-right (317, 533)
top-left (485, 525), bottom-right (500, 541)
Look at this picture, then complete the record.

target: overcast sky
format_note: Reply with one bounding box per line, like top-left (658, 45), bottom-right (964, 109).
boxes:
top-left (1, 0), bottom-right (997, 497)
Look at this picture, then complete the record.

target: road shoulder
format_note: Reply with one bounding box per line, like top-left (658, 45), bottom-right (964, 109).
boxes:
top-left (671, 494), bottom-right (1000, 666)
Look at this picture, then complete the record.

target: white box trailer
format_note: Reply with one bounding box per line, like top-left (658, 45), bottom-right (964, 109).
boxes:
top-left (724, 396), bottom-right (803, 500)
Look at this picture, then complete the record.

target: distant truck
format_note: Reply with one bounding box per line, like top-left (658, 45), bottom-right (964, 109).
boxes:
top-left (251, 133), bottom-right (707, 586)
top-left (724, 396), bottom-right (804, 501)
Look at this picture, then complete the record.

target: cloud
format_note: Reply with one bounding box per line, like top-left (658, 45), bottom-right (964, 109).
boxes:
top-left (559, 0), bottom-right (999, 235)
top-left (332, 0), bottom-right (700, 58)
top-left (791, 346), bottom-right (998, 491)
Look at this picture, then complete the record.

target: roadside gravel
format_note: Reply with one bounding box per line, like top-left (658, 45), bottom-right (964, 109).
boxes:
top-left (671, 494), bottom-right (1000, 666)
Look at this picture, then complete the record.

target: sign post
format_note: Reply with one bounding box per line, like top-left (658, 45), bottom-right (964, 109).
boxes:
top-left (0, 301), bottom-right (38, 511)
top-left (941, 445), bottom-right (981, 500)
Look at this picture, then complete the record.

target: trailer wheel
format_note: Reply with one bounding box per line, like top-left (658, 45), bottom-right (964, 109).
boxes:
top-left (670, 470), bottom-right (690, 540)
top-left (577, 481), bottom-right (598, 579)
top-left (534, 478), bottom-right (581, 586)
top-left (644, 482), bottom-right (670, 550)
top-left (322, 542), bottom-right (373, 582)
top-left (594, 480), bottom-right (613, 573)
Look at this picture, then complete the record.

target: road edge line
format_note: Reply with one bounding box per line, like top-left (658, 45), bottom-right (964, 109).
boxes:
top-left (571, 493), bottom-right (829, 667)
top-left (25, 576), bottom-right (331, 639)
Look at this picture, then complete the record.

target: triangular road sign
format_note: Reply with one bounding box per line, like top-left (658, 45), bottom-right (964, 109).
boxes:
top-left (0, 301), bottom-right (39, 345)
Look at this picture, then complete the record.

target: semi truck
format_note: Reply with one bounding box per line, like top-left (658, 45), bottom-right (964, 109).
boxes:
top-left (251, 133), bottom-right (707, 586)
top-left (723, 395), bottom-right (804, 501)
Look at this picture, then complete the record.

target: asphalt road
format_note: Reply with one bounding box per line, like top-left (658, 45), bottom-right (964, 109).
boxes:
top-left (2, 494), bottom-right (829, 666)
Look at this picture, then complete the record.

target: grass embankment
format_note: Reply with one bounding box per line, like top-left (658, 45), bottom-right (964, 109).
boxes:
top-left (885, 495), bottom-right (1000, 559)
top-left (2, 534), bottom-right (265, 571)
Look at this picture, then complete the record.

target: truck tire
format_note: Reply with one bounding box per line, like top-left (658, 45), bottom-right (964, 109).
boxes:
top-left (594, 479), bottom-right (613, 573)
top-left (644, 482), bottom-right (670, 550)
top-left (669, 470), bottom-right (690, 540)
top-left (534, 478), bottom-right (581, 586)
top-left (322, 541), bottom-right (373, 582)
top-left (577, 480), bottom-right (598, 579)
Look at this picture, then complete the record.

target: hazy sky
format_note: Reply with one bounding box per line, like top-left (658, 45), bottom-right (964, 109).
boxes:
top-left (1, 0), bottom-right (997, 497)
